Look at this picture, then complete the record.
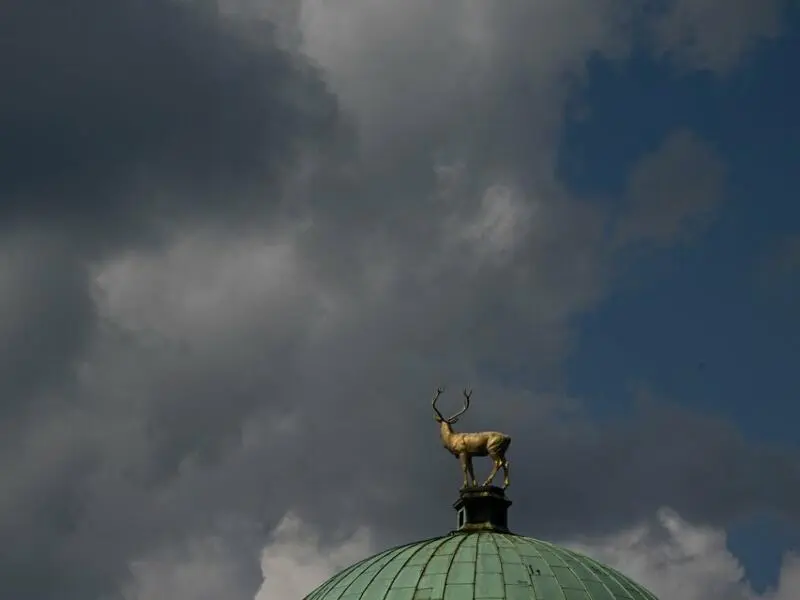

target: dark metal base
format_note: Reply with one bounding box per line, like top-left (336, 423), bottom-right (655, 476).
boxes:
top-left (452, 485), bottom-right (512, 533)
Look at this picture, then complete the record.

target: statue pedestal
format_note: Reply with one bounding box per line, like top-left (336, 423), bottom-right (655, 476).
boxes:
top-left (452, 485), bottom-right (512, 533)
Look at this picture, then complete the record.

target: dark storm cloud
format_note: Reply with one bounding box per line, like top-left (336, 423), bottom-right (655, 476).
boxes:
top-left (0, 231), bottom-right (93, 414)
top-left (510, 395), bottom-right (800, 538)
top-left (0, 1), bottom-right (339, 598)
top-left (0, 0), bottom-right (338, 251)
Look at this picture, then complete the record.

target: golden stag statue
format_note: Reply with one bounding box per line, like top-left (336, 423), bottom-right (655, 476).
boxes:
top-left (432, 387), bottom-right (511, 489)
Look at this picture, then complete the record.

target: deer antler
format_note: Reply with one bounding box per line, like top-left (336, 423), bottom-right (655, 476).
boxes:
top-left (444, 388), bottom-right (471, 423)
top-left (432, 387), bottom-right (446, 420)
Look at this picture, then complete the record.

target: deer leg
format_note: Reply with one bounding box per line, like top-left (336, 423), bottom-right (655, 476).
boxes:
top-left (483, 455), bottom-right (501, 487)
top-left (466, 456), bottom-right (477, 487)
top-left (459, 453), bottom-right (470, 489)
top-left (501, 458), bottom-right (510, 489)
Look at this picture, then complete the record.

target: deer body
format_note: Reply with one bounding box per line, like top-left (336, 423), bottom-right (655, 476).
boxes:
top-left (439, 422), bottom-right (509, 457)
top-left (433, 388), bottom-right (511, 489)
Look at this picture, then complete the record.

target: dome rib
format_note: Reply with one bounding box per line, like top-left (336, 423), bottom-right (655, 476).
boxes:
top-left (535, 537), bottom-right (657, 600)
top-left (494, 534), bottom-right (535, 588)
top-left (487, 530), bottom-right (506, 588)
top-left (535, 540), bottom-right (605, 600)
top-left (563, 547), bottom-right (630, 599)
top-left (306, 544), bottom-right (404, 600)
top-left (471, 535), bottom-right (480, 596)
top-left (574, 549), bottom-right (658, 600)
top-left (363, 537), bottom-right (443, 600)
top-left (493, 534), bottom-right (529, 587)
top-left (347, 543), bottom-right (415, 598)
top-left (357, 542), bottom-right (420, 600)
top-left (408, 535), bottom-right (468, 599)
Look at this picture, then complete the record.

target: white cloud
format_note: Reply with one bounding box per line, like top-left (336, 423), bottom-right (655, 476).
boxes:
top-left (255, 512), bottom-right (373, 600)
top-left (565, 508), bottom-right (800, 600)
top-left (442, 184), bottom-right (534, 265)
top-left (93, 229), bottom-right (311, 342)
top-left (296, 0), bottom-right (630, 161)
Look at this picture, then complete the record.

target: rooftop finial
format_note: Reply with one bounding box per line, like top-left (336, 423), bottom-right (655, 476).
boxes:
top-left (431, 386), bottom-right (512, 489)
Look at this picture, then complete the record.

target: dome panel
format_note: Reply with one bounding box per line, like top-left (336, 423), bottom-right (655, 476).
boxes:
top-left (304, 532), bottom-right (658, 600)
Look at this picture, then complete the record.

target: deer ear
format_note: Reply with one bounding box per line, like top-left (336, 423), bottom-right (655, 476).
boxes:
top-left (450, 417), bottom-right (459, 424)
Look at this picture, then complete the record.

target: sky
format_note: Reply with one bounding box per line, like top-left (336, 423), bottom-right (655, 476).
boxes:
top-left (0, 1), bottom-right (798, 600)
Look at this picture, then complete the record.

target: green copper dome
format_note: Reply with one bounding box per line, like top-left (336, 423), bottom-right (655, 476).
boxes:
top-left (304, 531), bottom-right (658, 600)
